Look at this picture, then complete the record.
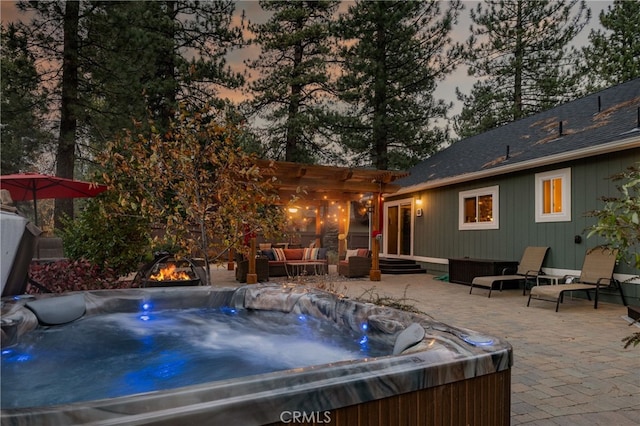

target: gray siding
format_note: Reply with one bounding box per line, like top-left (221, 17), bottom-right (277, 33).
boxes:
top-left (389, 149), bottom-right (640, 304)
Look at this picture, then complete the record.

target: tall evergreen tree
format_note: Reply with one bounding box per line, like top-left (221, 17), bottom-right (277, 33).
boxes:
top-left (333, 0), bottom-right (462, 170)
top-left (245, 0), bottom-right (339, 164)
top-left (581, 0), bottom-right (640, 90)
top-left (82, 1), bottom-right (244, 143)
top-left (0, 24), bottom-right (50, 175)
top-left (54, 0), bottom-right (80, 229)
top-left (9, 0), bottom-right (83, 226)
top-left (9, 0), bottom-right (244, 228)
top-left (455, 0), bottom-right (590, 139)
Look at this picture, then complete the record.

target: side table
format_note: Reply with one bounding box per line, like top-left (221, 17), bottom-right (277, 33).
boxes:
top-left (536, 275), bottom-right (564, 286)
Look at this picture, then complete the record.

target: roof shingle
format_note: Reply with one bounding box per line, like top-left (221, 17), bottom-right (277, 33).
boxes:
top-left (398, 79), bottom-right (640, 188)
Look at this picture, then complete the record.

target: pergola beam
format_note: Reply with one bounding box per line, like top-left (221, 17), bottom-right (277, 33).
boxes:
top-left (268, 176), bottom-right (400, 194)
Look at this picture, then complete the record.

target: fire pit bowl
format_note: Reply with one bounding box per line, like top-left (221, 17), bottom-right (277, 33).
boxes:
top-left (141, 277), bottom-right (201, 287)
top-left (137, 252), bottom-right (205, 287)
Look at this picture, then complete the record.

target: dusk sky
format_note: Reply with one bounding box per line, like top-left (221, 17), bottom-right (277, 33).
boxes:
top-left (1, 0), bottom-right (613, 116)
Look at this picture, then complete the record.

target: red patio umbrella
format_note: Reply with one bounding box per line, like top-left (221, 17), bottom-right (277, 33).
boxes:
top-left (0, 173), bottom-right (108, 226)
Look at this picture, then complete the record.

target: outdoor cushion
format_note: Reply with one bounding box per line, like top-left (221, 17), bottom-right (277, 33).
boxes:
top-left (303, 248), bottom-right (320, 260)
top-left (356, 248), bottom-right (369, 257)
top-left (283, 248), bottom-right (303, 260)
top-left (345, 249), bottom-right (359, 260)
top-left (272, 248), bottom-right (286, 261)
top-left (262, 249), bottom-right (276, 261)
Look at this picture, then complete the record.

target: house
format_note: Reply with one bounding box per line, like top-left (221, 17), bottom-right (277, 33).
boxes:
top-left (385, 78), bottom-right (640, 306)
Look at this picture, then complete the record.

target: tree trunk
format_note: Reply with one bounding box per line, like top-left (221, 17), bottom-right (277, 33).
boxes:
top-left (156, 0), bottom-right (177, 128)
top-left (513, 0), bottom-right (524, 120)
top-left (372, 14), bottom-right (388, 170)
top-left (285, 41), bottom-right (303, 162)
top-left (54, 0), bottom-right (80, 231)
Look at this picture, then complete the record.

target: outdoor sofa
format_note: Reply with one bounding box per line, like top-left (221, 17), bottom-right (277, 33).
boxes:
top-left (259, 246), bottom-right (329, 277)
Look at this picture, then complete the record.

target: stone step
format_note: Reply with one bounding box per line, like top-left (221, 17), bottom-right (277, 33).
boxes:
top-left (382, 268), bottom-right (427, 275)
top-left (379, 258), bottom-right (427, 275)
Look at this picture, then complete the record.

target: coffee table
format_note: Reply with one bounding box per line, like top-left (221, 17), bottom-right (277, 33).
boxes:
top-left (285, 261), bottom-right (325, 277)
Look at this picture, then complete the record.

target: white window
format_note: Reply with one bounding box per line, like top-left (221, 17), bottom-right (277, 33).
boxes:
top-left (458, 186), bottom-right (499, 230)
top-left (535, 168), bottom-right (571, 222)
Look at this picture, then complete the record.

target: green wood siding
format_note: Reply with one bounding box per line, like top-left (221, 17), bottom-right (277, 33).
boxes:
top-left (389, 149), bottom-right (639, 303)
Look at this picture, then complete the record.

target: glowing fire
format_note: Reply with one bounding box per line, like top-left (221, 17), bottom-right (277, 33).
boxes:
top-left (149, 264), bottom-right (191, 281)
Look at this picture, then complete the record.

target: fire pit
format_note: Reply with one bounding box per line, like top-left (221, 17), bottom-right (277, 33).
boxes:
top-left (138, 252), bottom-right (204, 287)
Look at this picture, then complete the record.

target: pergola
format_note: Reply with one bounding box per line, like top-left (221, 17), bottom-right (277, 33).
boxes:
top-left (241, 160), bottom-right (408, 283)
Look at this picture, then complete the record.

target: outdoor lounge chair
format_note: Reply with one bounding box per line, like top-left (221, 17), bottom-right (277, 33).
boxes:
top-left (338, 249), bottom-right (372, 278)
top-left (469, 246), bottom-right (549, 298)
top-left (527, 247), bottom-right (627, 312)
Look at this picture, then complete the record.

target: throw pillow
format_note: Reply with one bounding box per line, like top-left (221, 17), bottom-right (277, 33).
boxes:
top-left (345, 249), bottom-right (359, 260)
top-left (318, 248), bottom-right (328, 260)
top-left (303, 247), bottom-right (320, 260)
top-left (356, 248), bottom-right (370, 257)
top-left (303, 248), bottom-right (312, 260)
top-left (272, 248), bottom-right (286, 261)
top-left (283, 248), bottom-right (303, 260)
top-left (263, 249), bottom-right (276, 261)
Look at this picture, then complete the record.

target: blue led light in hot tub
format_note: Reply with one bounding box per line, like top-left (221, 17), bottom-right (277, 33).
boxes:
top-left (359, 322), bottom-right (370, 351)
top-left (1, 349), bottom-right (32, 363)
top-left (220, 306), bottom-right (237, 315)
top-left (138, 301), bottom-right (154, 321)
top-left (12, 295), bottom-right (35, 301)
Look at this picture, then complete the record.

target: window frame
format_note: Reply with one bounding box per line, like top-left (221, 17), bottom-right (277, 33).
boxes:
top-left (458, 185), bottom-right (500, 230)
top-left (535, 168), bottom-right (571, 223)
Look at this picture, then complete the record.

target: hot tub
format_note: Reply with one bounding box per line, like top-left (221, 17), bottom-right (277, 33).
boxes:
top-left (1, 284), bottom-right (512, 425)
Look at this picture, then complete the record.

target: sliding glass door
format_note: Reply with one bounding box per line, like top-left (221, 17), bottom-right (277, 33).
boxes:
top-left (385, 201), bottom-right (413, 256)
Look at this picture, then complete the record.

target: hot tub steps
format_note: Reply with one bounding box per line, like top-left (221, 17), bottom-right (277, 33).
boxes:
top-left (379, 258), bottom-right (427, 275)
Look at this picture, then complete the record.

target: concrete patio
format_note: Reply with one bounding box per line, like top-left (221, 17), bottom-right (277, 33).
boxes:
top-left (207, 265), bottom-right (640, 426)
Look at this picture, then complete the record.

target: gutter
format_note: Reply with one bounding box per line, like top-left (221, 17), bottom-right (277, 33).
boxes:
top-left (392, 134), bottom-right (640, 197)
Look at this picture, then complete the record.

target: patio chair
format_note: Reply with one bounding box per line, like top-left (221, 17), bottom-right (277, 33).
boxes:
top-left (338, 249), bottom-right (372, 278)
top-left (469, 246), bottom-right (549, 298)
top-left (527, 247), bottom-right (627, 312)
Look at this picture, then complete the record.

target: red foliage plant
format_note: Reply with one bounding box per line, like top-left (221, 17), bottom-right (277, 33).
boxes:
top-left (28, 259), bottom-right (126, 294)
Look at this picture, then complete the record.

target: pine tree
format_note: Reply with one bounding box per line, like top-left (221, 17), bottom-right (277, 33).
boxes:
top-left (455, 0), bottom-right (590, 139)
top-left (0, 24), bottom-right (50, 174)
top-left (54, 0), bottom-right (80, 229)
top-left (581, 0), bottom-right (640, 90)
top-left (333, 0), bottom-right (462, 170)
top-left (83, 1), bottom-right (245, 137)
top-left (10, 1), bottom-right (244, 228)
top-left (245, 0), bottom-right (339, 164)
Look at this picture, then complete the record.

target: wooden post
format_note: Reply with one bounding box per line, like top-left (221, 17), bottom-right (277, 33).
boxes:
top-left (246, 237), bottom-right (257, 284)
top-left (338, 201), bottom-right (347, 256)
top-left (227, 247), bottom-right (235, 271)
top-left (370, 192), bottom-right (381, 281)
top-left (315, 205), bottom-right (322, 248)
